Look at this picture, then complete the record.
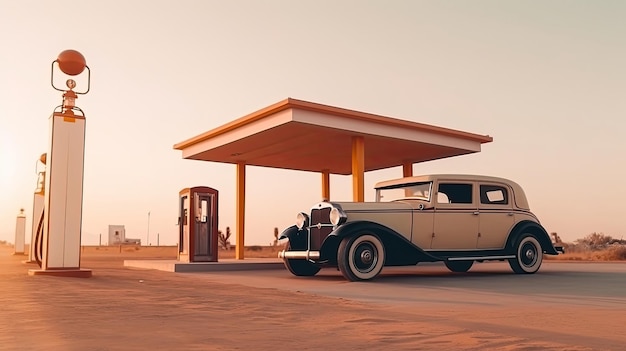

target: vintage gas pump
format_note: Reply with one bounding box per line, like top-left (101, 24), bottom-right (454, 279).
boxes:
top-left (28, 50), bottom-right (92, 277)
top-left (178, 187), bottom-right (219, 262)
top-left (13, 209), bottom-right (26, 255)
top-left (25, 154), bottom-right (46, 264)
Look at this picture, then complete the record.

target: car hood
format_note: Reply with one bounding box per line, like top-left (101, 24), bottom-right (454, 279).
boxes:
top-left (327, 201), bottom-right (416, 212)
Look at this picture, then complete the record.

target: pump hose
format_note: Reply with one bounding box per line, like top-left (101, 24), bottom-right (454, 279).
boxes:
top-left (34, 210), bottom-right (44, 268)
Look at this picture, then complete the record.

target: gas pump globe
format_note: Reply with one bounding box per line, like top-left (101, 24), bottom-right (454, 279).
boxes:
top-left (51, 49), bottom-right (91, 116)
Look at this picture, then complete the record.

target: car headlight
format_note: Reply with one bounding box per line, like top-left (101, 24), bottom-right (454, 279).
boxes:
top-left (296, 212), bottom-right (309, 230)
top-left (329, 207), bottom-right (346, 226)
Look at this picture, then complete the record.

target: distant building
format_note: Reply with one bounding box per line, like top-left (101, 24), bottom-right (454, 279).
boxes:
top-left (108, 225), bottom-right (141, 245)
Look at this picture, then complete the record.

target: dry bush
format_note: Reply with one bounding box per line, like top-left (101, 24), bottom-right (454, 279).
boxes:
top-left (574, 232), bottom-right (626, 249)
top-left (272, 227), bottom-right (279, 246)
top-left (601, 246), bottom-right (626, 260)
top-left (218, 227), bottom-right (232, 250)
top-left (549, 243), bottom-right (626, 261)
top-left (545, 231), bottom-right (626, 261)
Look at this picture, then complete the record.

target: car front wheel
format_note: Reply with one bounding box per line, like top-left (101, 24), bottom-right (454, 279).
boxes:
top-left (283, 243), bottom-right (321, 277)
top-left (509, 235), bottom-right (543, 274)
top-left (444, 260), bottom-right (473, 273)
top-left (338, 234), bottom-right (385, 281)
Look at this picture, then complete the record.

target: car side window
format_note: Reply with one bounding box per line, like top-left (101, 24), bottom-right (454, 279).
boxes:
top-left (480, 184), bottom-right (508, 205)
top-left (437, 183), bottom-right (473, 204)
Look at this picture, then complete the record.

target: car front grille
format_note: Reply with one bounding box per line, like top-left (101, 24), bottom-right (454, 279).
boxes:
top-left (309, 207), bottom-right (332, 250)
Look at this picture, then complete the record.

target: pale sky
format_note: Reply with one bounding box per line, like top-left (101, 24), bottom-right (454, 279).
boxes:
top-left (1, 0), bottom-right (625, 246)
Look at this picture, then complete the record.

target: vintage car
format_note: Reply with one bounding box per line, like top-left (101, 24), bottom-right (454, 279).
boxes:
top-left (278, 174), bottom-right (561, 281)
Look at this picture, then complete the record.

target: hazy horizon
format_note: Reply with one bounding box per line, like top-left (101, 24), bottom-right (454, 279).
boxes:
top-left (1, 1), bottom-right (625, 246)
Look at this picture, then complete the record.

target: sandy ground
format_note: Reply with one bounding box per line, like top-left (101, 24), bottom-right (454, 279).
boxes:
top-left (1, 245), bottom-right (624, 351)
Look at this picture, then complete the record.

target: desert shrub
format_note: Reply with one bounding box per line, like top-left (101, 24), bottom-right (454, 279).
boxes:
top-left (575, 232), bottom-right (614, 249)
top-left (561, 242), bottom-right (587, 253)
top-left (272, 227), bottom-right (279, 246)
top-left (610, 238), bottom-right (626, 245)
top-left (603, 246), bottom-right (626, 260)
top-left (218, 227), bottom-right (232, 250)
top-left (549, 243), bottom-right (626, 261)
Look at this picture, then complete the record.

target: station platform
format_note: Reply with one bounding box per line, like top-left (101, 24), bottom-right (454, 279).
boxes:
top-left (124, 258), bottom-right (284, 272)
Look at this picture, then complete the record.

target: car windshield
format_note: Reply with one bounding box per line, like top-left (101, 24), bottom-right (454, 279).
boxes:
top-left (376, 181), bottom-right (432, 202)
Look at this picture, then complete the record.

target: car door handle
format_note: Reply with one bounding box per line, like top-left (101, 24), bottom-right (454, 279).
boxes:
top-left (508, 212), bottom-right (514, 216)
top-left (473, 211), bottom-right (479, 215)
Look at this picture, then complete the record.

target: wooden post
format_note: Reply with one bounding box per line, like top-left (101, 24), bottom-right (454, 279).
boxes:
top-left (351, 136), bottom-right (365, 202)
top-left (321, 169), bottom-right (330, 201)
top-left (403, 161), bottom-right (413, 178)
top-left (236, 161), bottom-right (246, 260)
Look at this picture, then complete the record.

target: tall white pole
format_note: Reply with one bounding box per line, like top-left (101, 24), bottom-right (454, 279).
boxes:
top-left (147, 211), bottom-right (151, 246)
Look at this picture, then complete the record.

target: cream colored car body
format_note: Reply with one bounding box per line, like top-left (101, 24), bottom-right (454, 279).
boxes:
top-left (370, 174), bottom-right (537, 251)
top-left (279, 174), bottom-right (558, 281)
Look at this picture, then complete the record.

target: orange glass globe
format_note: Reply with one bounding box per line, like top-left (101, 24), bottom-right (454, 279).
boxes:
top-left (57, 50), bottom-right (86, 76)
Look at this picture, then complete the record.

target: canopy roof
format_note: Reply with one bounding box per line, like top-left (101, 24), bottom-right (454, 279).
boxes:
top-left (173, 98), bottom-right (493, 175)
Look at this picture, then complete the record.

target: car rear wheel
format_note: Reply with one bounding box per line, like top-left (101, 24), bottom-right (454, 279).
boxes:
top-left (509, 235), bottom-right (543, 274)
top-left (444, 260), bottom-right (473, 273)
top-left (283, 243), bottom-right (321, 277)
top-left (338, 234), bottom-right (385, 281)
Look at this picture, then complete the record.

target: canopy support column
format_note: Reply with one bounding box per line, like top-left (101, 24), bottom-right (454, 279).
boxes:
top-left (236, 161), bottom-right (246, 260)
top-left (352, 136), bottom-right (365, 202)
top-left (403, 161), bottom-right (413, 177)
top-left (321, 169), bottom-right (330, 201)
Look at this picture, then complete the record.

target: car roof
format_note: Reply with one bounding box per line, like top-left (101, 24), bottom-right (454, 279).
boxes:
top-left (375, 174), bottom-right (530, 209)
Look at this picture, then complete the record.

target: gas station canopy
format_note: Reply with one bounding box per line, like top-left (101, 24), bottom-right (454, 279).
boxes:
top-left (173, 98), bottom-right (493, 174)
top-left (174, 98), bottom-right (493, 259)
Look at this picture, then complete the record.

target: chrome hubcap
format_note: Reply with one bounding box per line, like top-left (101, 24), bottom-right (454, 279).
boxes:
top-left (353, 241), bottom-right (377, 273)
top-left (520, 241), bottom-right (538, 267)
top-left (360, 250), bottom-right (373, 264)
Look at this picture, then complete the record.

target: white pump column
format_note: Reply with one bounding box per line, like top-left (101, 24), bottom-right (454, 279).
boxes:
top-left (29, 112), bottom-right (91, 277)
top-left (43, 112), bottom-right (86, 269)
top-left (14, 209), bottom-right (26, 255)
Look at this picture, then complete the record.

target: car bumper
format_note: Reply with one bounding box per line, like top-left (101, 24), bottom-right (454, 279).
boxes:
top-left (278, 250), bottom-right (321, 260)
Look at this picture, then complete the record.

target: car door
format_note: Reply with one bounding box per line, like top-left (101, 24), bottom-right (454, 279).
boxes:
top-left (431, 181), bottom-right (478, 250)
top-left (476, 183), bottom-right (515, 249)
top-left (411, 202), bottom-right (434, 249)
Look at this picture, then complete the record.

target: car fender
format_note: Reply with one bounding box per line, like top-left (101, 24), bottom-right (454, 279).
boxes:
top-left (321, 220), bottom-right (440, 264)
top-left (279, 225), bottom-right (309, 251)
top-left (507, 220), bottom-right (558, 255)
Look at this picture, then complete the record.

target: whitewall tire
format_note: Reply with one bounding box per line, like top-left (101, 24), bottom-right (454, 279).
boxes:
top-left (338, 234), bottom-right (385, 281)
top-left (509, 235), bottom-right (543, 274)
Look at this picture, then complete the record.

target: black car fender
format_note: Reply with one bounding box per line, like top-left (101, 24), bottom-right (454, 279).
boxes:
top-left (506, 220), bottom-right (558, 255)
top-left (320, 221), bottom-right (440, 265)
top-left (278, 225), bottom-right (309, 251)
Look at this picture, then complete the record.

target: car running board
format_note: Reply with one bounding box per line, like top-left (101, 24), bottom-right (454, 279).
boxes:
top-left (447, 255), bottom-right (515, 261)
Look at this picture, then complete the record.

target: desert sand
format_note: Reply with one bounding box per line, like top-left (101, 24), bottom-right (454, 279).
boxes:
top-left (1, 245), bottom-right (624, 350)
